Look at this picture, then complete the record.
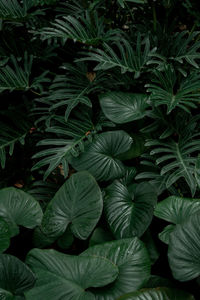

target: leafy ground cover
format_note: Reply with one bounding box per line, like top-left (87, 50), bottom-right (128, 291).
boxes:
top-left (0, 0), bottom-right (200, 299)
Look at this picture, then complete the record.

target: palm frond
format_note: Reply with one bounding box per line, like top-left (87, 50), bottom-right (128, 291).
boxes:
top-left (32, 109), bottom-right (95, 180)
top-left (146, 65), bottom-right (200, 114)
top-left (0, 110), bottom-right (31, 168)
top-left (55, 0), bottom-right (105, 17)
top-left (145, 120), bottom-right (200, 196)
top-left (117, 0), bottom-right (147, 8)
top-left (0, 52), bottom-right (50, 92)
top-left (141, 108), bottom-right (193, 139)
top-left (170, 31), bottom-right (200, 69)
top-left (77, 35), bottom-right (157, 78)
top-left (37, 12), bottom-right (122, 45)
top-left (0, 0), bottom-right (45, 21)
top-left (33, 62), bottom-right (118, 122)
top-left (32, 105), bottom-right (115, 180)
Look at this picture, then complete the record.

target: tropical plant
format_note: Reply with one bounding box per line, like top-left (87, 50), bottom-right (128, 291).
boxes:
top-left (0, 0), bottom-right (200, 299)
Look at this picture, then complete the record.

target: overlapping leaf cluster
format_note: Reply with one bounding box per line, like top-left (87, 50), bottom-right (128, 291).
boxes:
top-left (0, 0), bottom-right (200, 299)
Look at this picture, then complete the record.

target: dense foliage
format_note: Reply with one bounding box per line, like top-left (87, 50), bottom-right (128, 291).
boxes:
top-left (0, 0), bottom-right (200, 299)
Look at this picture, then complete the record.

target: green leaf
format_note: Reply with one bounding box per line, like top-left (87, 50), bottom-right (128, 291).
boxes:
top-left (99, 92), bottom-right (149, 124)
top-left (144, 275), bottom-right (172, 288)
top-left (0, 0), bottom-right (32, 20)
top-left (146, 130), bottom-right (200, 196)
top-left (117, 0), bottom-right (147, 7)
top-left (0, 109), bottom-right (30, 169)
top-left (104, 181), bottom-right (157, 238)
top-left (77, 36), bottom-right (156, 77)
top-left (41, 171), bottom-right (103, 240)
top-left (26, 249), bottom-right (119, 300)
top-left (195, 155), bottom-right (200, 189)
top-left (38, 13), bottom-right (121, 45)
top-left (117, 287), bottom-right (195, 299)
top-left (141, 230), bottom-right (159, 264)
top-left (70, 131), bottom-right (132, 181)
top-left (117, 0), bottom-right (125, 8)
top-left (32, 110), bottom-right (95, 180)
top-left (32, 226), bottom-right (55, 249)
top-left (154, 196), bottom-right (200, 224)
top-left (154, 196), bottom-right (200, 244)
top-left (0, 187), bottom-right (43, 237)
top-left (89, 227), bottom-right (113, 247)
top-left (0, 53), bottom-right (48, 92)
top-left (146, 65), bottom-right (200, 114)
top-left (57, 227), bottom-right (74, 250)
top-left (120, 166), bottom-right (137, 185)
top-left (0, 218), bottom-right (11, 253)
top-left (81, 238), bottom-right (151, 299)
top-left (0, 254), bottom-right (35, 298)
top-left (168, 212), bottom-right (200, 281)
top-left (127, 0), bottom-right (147, 3)
top-left (117, 134), bottom-right (146, 160)
top-left (158, 224), bottom-right (175, 244)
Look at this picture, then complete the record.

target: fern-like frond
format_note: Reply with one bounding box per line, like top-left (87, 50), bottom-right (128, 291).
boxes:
top-left (38, 12), bottom-right (122, 45)
top-left (28, 180), bottom-right (58, 209)
top-left (118, 0), bottom-right (147, 8)
top-left (135, 153), bottom-right (180, 195)
top-left (141, 108), bottom-right (193, 139)
top-left (145, 124), bottom-right (200, 196)
top-left (32, 109), bottom-right (96, 180)
top-left (55, 0), bottom-right (105, 17)
top-left (0, 53), bottom-right (50, 92)
top-left (0, 110), bottom-right (31, 168)
top-left (33, 0), bottom-right (58, 5)
top-left (146, 65), bottom-right (200, 113)
top-left (32, 105), bottom-right (115, 180)
top-left (0, 0), bottom-right (32, 20)
top-left (77, 35), bottom-right (157, 78)
top-left (170, 31), bottom-right (200, 69)
top-left (34, 62), bottom-right (115, 121)
top-left (0, 0), bottom-right (45, 21)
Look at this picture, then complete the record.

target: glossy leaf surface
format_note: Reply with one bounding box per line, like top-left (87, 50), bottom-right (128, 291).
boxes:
top-left (42, 171), bottom-right (103, 239)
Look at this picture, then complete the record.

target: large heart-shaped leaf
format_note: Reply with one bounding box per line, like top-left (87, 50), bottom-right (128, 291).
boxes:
top-left (26, 249), bottom-right (119, 300)
top-left (99, 92), bottom-right (149, 124)
top-left (0, 254), bottom-right (35, 298)
top-left (116, 287), bottom-right (194, 300)
top-left (0, 187), bottom-right (43, 236)
top-left (104, 181), bottom-right (157, 238)
top-left (154, 196), bottom-right (200, 223)
top-left (81, 238), bottom-right (151, 300)
top-left (0, 218), bottom-right (11, 253)
top-left (117, 134), bottom-right (146, 160)
top-left (154, 196), bottom-right (200, 244)
top-left (158, 224), bottom-right (175, 244)
top-left (168, 212), bottom-right (200, 281)
top-left (41, 171), bottom-right (103, 239)
top-left (70, 131), bottom-right (132, 181)
top-left (89, 227), bottom-right (113, 247)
